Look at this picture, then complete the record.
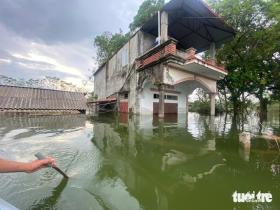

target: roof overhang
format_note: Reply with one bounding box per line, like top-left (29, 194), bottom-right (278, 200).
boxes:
top-left (167, 58), bottom-right (227, 81)
top-left (142, 0), bottom-right (235, 53)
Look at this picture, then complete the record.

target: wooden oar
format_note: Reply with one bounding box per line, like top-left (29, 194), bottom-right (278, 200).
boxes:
top-left (35, 152), bottom-right (69, 179)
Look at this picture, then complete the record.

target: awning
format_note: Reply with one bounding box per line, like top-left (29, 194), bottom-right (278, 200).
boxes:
top-left (142, 0), bottom-right (235, 52)
top-left (87, 97), bottom-right (117, 104)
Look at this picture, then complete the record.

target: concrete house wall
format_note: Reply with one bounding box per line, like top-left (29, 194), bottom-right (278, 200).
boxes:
top-left (138, 82), bottom-right (184, 115)
top-left (94, 65), bottom-right (106, 99)
top-left (93, 0), bottom-right (234, 117)
top-left (94, 30), bottom-right (156, 100)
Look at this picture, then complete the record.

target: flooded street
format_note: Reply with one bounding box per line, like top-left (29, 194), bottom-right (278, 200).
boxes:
top-left (0, 111), bottom-right (279, 210)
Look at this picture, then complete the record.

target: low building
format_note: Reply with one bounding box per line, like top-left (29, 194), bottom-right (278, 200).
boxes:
top-left (0, 85), bottom-right (87, 114)
top-left (93, 0), bottom-right (235, 116)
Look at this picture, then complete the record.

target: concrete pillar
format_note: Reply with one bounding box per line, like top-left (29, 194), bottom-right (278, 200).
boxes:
top-left (209, 115), bottom-right (215, 132)
top-left (209, 42), bottom-right (216, 59)
top-left (210, 93), bottom-right (216, 116)
top-left (160, 11), bottom-right (168, 43)
top-left (95, 103), bottom-right (99, 116)
top-left (186, 95), bottom-right (189, 114)
top-left (185, 95), bottom-right (189, 128)
top-left (158, 85), bottom-right (165, 118)
top-left (116, 92), bottom-right (120, 113)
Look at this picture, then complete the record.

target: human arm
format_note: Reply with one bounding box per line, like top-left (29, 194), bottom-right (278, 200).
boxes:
top-left (0, 157), bottom-right (55, 173)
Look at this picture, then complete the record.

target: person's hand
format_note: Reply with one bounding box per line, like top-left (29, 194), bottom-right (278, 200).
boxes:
top-left (25, 157), bottom-right (56, 173)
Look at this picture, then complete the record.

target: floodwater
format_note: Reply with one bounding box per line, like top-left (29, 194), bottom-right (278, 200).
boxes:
top-left (0, 110), bottom-right (279, 210)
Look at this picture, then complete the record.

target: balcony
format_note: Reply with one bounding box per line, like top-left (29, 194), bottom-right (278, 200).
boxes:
top-left (135, 38), bottom-right (227, 75)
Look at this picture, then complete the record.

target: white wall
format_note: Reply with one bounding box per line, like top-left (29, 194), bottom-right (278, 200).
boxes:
top-left (94, 65), bottom-right (106, 99)
top-left (138, 81), bottom-right (187, 115)
top-left (164, 67), bottom-right (217, 93)
top-left (139, 82), bottom-right (155, 114)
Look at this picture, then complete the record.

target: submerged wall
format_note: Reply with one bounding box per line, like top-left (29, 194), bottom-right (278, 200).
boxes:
top-left (138, 81), bottom-right (187, 115)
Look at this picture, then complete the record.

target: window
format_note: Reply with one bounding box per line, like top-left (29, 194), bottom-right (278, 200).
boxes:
top-left (153, 93), bottom-right (177, 100)
top-left (166, 95), bottom-right (178, 100)
top-left (122, 49), bottom-right (128, 67)
top-left (124, 93), bottom-right (128, 99)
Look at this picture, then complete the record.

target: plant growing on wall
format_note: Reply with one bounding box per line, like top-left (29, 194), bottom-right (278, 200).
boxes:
top-left (129, 0), bottom-right (165, 31)
top-left (153, 80), bottom-right (161, 89)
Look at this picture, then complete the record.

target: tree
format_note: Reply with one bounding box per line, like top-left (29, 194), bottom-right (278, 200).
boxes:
top-left (129, 0), bottom-right (165, 31)
top-left (94, 0), bottom-right (165, 66)
top-left (208, 0), bottom-right (280, 116)
top-left (195, 88), bottom-right (209, 103)
top-left (94, 31), bottom-right (129, 65)
top-left (268, 0), bottom-right (280, 102)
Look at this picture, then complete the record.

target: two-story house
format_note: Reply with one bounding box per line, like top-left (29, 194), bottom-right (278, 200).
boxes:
top-left (93, 0), bottom-right (235, 117)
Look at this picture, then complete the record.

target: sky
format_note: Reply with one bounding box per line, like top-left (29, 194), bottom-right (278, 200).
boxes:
top-left (0, 0), bottom-right (143, 91)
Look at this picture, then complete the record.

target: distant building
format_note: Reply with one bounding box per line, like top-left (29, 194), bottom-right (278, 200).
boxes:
top-left (0, 85), bottom-right (86, 113)
top-left (93, 0), bottom-right (235, 116)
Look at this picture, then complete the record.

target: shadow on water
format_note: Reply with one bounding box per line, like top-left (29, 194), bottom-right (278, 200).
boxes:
top-left (30, 178), bottom-right (68, 210)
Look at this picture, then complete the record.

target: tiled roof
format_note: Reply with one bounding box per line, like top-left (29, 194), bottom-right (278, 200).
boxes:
top-left (0, 85), bottom-right (87, 111)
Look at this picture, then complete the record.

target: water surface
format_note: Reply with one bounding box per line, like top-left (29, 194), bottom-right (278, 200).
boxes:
top-left (0, 111), bottom-right (279, 210)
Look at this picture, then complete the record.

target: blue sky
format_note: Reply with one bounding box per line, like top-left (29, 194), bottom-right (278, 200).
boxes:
top-left (0, 0), bottom-right (143, 91)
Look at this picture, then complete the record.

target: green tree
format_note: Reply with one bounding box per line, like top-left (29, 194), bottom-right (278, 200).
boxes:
top-left (129, 0), bottom-right (165, 31)
top-left (268, 0), bottom-right (280, 102)
top-left (94, 31), bottom-right (129, 65)
top-left (94, 0), bottom-right (165, 66)
top-left (209, 0), bottom-right (280, 116)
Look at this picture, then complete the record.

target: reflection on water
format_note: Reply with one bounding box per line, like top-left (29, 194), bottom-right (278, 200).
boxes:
top-left (0, 111), bottom-right (279, 210)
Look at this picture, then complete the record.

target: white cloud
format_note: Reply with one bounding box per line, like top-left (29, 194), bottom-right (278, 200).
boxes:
top-left (11, 51), bottom-right (84, 77)
top-left (0, 0), bottom-right (141, 92)
top-left (0, 58), bottom-right (11, 64)
top-left (0, 22), bottom-right (96, 92)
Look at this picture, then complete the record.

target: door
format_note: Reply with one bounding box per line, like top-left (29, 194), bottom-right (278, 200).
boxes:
top-left (153, 102), bottom-right (178, 114)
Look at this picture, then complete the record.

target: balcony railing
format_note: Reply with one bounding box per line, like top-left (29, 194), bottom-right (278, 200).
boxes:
top-left (136, 38), bottom-right (226, 72)
top-left (176, 49), bottom-right (226, 72)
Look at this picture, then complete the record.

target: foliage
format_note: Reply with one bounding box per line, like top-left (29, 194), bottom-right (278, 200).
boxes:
top-left (208, 0), bottom-right (280, 115)
top-left (189, 100), bottom-right (225, 114)
top-left (129, 0), bottom-right (165, 31)
top-left (94, 0), bottom-right (165, 66)
top-left (195, 88), bottom-right (209, 103)
top-left (94, 31), bottom-right (129, 65)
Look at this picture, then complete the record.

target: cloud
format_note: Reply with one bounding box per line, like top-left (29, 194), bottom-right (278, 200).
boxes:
top-left (0, 22), bottom-right (95, 90)
top-left (0, 0), bottom-right (141, 44)
top-left (11, 52), bottom-right (84, 77)
top-left (0, 58), bottom-right (11, 64)
top-left (0, 0), bottom-right (142, 92)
